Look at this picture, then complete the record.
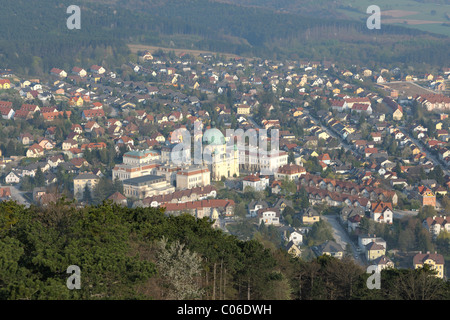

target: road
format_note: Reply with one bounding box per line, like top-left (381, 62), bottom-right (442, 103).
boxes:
top-left (306, 111), bottom-right (353, 153)
top-left (8, 185), bottom-right (30, 207)
top-left (247, 116), bottom-right (261, 130)
top-left (322, 215), bottom-right (366, 267)
top-left (393, 209), bottom-right (419, 220)
top-left (399, 125), bottom-right (449, 175)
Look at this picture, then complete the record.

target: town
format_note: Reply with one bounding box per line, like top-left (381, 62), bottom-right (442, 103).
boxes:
top-left (0, 49), bottom-right (449, 280)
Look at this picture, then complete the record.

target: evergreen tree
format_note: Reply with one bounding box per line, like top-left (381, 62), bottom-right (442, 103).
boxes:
top-left (34, 166), bottom-right (45, 187)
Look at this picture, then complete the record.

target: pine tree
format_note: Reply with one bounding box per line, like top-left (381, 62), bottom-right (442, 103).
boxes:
top-left (34, 166), bottom-right (45, 187)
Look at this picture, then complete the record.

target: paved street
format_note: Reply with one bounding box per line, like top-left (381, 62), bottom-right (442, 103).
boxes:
top-left (306, 111), bottom-right (353, 153)
top-left (8, 185), bottom-right (30, 207)
top-left (399, 125), bottom-right (449, 175)
top-left (322, 215), bottom-right (366, 266)
top-left (393, 209), bottom-right (419, 220)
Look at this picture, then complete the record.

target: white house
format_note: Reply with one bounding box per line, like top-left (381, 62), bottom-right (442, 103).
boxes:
top-left (0, 106), bottom-right (14, 120)
top-left (370, 202), bottom-right (393, 224)
top-left (248, 200), bottom-right (269, 217)
top-left (358, 234), bottom-right (387, 253)
top-left (5, 171), bottom-right (20, 184)
top-left (257, 207), bottom-right (280, 226)
top-left (242, 173), bottom-right (269, 192)
top-left (288, 230), bottom-right (303, 246)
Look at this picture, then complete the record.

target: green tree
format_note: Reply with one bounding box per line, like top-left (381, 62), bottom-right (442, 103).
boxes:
top-left (34, 166), bottom-right (45, 187)
top-left (83, 184), bottom-right (92, 203)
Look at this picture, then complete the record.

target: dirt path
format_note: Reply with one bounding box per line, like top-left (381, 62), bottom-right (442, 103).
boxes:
top-left (128, 44), bottom-right (246, 60)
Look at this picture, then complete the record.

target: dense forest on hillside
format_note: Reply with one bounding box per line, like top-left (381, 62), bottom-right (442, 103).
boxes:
top-left (0, 0), bottom-right (449, 76)
top-left (0, 199), bottom-right (449, 300)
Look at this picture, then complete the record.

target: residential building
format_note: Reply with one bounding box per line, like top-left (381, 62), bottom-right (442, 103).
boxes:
top-left (365, 241), bottom-right (386, 261)
top-left (248, 200), bottom-right (269, 217)
top-left (318, 240), bottom-right (344, 259)
top-left (242, 173), bottom-right (269, 192)
top-left (138, 185), bottom-right (217, 208)
top-left (163, 199), bottom-right (235, 228)
top-left (413, 252), bottom-right (445, 279)
top-left (417, 185), bottom-right (436, 208)
top-left (5, 171), bottom-right (20, 184)
top-left (286, 241), bottom-right (302, 257)
top-left (274, 163), bottom-right (307, 181)
top-left (358, 234), bottom-right (386, 253)
top-left (422, 216), bottom-right (450, 239)
top-left (73, 172), bottom-right (100, 201)
top-left (302, 207), bottom-right (320, 224)
top-left (122, 175), bottom-right (175, 200)
top-left (370, 201), bottom-right (393, 224)
top-left (371, 255), bottom-right (394, 273)
top-left (257, 207), bottom-right (280, 226)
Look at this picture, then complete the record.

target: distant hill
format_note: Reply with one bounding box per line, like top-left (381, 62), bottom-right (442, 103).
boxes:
top-left (0, 0), bottom-right (449, 75)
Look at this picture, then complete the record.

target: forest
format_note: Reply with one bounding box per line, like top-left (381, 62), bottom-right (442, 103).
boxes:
top-left (0, 199), bottom-right (449, 300)
top-left (0, 0), bottom-right (449, 76)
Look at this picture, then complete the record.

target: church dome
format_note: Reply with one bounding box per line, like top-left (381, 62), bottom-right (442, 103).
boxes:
top-left (203, 128), bottom-right (225, 146)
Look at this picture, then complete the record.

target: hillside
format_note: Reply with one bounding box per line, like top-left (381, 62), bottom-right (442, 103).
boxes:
top-left (0, 200), bottom-right (449, 300)
top-left (0, 0), bottom-right (448, 76)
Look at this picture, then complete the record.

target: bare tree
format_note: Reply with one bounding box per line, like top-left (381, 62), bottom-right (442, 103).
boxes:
top-left (155, 237), bottom-right (204, 300)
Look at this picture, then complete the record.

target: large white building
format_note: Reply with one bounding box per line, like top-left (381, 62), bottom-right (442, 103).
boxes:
top-left (122, 175), bottom-right (175, 200)
top-left (239, 149), bottom-right (288, 175)
top-left (123, 150), bottom-right (160, 165)
top-left (176, 165), bottom-right (211, 190)
top-left (112, 162), bottom-right (160, 181)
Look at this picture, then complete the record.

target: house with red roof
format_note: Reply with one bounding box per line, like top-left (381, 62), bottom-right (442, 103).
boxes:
top-left (50, 68), bottom-right (67, 78)
top-left (84, 121), bottom-right (100, 132)
top-left (318, 153), bottom-right (331, 165)
top-left (90, 65), bottom-right (105, 75)
top-left (72, 67), bottom-right (87, 77)
top-left (351, 103), bottom-right (372, 115)
top-left (26, 144), bottom-right (45, 158)
top-left (275, 164), bottom-right (307, 181)
top-left (242, 173), bottom-right (269, 192)
top-left (108, 192), bottom-right (127, 206)
top-left (0, 103), bottom-right (14, 119)
top-left (417, 185), bottom-right (436, 207)
top-left (413, 252), bottom-right (445, 278)
top-left (82, 108), bottom-right (105, 121)
top-left (370, 201), bottom-right (393, 224)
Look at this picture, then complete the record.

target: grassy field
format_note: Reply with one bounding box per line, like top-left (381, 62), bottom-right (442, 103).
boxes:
top-left (337, 0), bottom-right (450, 36)
top-left (381, 81), bottom-right (438, 97)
